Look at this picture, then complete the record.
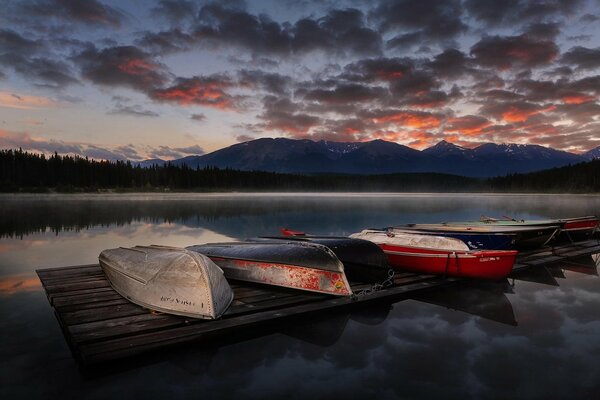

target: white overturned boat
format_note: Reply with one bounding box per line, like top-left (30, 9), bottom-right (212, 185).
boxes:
top-left (99, 245), bottom-right (234, 319)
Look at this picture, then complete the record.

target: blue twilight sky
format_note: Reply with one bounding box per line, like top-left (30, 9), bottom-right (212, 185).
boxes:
top-left (1, 0), bottom-right (600, 160)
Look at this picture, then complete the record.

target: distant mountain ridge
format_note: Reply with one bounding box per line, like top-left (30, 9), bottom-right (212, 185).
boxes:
top-left (137, 138), bottom-right (598, 178)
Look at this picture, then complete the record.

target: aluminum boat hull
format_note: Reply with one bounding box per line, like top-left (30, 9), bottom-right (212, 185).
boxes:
top-left (99, 245), bottom-right (234, 319)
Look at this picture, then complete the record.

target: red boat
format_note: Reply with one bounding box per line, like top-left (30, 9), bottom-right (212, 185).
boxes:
top-left (350, 230), bottom-right (518, 280)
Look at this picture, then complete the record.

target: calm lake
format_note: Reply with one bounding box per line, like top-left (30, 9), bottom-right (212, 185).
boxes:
top-left (1, 193), bottom-right (599, 399)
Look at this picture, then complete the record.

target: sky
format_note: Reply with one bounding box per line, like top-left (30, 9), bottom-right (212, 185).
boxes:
top-left (0, 0), bottom-right (600, 161)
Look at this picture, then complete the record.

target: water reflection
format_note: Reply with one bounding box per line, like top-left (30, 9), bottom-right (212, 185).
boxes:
top-left (0, 194), bottom-right (599, 399)
top-left (2, 193), bottom-right (600, 240)
top-left (0, 272), bottom-right (41, 295)
top-left (413, 281), bottom-right (517, 326)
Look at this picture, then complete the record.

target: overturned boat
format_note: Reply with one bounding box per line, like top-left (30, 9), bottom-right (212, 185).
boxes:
top-left (99, 245), bottom-right (234, 319)
top-left (187, 240), bottom-right (356, 296)
top-left (261, 234), bottom-right (391, 282)
top-left (350, 229), bottom-right (518, 280)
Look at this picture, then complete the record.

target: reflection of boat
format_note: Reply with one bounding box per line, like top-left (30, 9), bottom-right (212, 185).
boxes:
top-left (382, 227), bottom-right (515, 250)
top-left (186, 241), bottom-right (354, 296)
top-left (350, 229), bottom-right (517, 280)
top-left (99, 245), bottom-right (234, 319)
top-left (261, 235), bottom-right (391, 282)
top-left (280, 312), bottom-right (351, 347)
top-left (413, 281), bottom-right (517, 326)
top-left (510, 266), bottom-right (559, 286)
top-left (397, 224), bottom-right (558, 250)
top-left (479, 215), bottom-right (599, 243)
top-left (560, 256), bottom-right (599, 276)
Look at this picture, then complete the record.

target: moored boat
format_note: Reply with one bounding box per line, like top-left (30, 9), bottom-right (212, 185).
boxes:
top-left (262, 234), bottom-right (392, 282)
top-left (477, 215), bottom-right (599, 243)
top-left (350, 229), bottom-right (518, 280)
top-left (99, 245), bottom-right (234, 319)
top-left (383, 227), bottom-right (516, 250)
top-left (186, 240), bottom-right (354, 296)
top-left (398, 224), bottom-right (558, 250)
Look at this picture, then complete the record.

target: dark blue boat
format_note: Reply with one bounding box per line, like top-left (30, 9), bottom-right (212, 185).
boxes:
top-left (386, 228), bottom-right (516, 250)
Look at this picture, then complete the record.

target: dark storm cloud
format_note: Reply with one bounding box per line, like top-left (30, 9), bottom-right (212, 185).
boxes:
top-left (193, 4), bottom-right (382, 56)
top-left (136, 29), bottom-right (194, 54)
top-left (561, 46), bottom-right (600, 70)
top-left (389, 70), bottom-right (439, 95)
top-left (257, 95), bottom-right (321, 135)
top-left (470, 34), bottom-right (559, 69)
top-left (370, 0), bottom-right (466, 41)
top-left (426, 49), bottom-right (470, 78)
top-left (301, 83), bottom-right (388, 104)
top-left (0, 29), bottom-right (41, 54)
top-left (20, 0), bottom-right (124, 27)
top-left (151, 0), bottom-right (196, 23)
top-left (238, 69), bottom-right (290, 95)
top-left (464, 0), bottom-right (582, 26)
top-left (0, 55), bottom-right (78, 88)
top-left (74, 45), bottom-right (169, 90)
top-left (341, 57), bottom-right (414, 82)
top-left (0, 29), bottom-right (78, 87)
top-left (523, 21), bottom-right (561, 40)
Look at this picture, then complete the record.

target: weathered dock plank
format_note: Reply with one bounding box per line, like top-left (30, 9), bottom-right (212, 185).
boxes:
top-left (36, 239), bottom-right (599, 366)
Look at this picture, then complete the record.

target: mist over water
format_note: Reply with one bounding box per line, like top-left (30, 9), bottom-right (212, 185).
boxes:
top-left (1, 193), bottom-right (599, 399)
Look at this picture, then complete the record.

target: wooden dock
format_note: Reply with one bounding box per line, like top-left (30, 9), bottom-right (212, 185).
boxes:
top-left (36, 238), bottom-right (599, 367)
top-left (36, 266), bottom-right (449, 366)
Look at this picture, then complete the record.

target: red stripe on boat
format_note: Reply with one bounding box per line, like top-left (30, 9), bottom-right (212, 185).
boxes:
top-left (208, 256), bottom-right (351, 295)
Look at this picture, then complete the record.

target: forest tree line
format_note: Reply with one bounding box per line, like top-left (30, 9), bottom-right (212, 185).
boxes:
top-left (1, 149), bottom-right (598, 193)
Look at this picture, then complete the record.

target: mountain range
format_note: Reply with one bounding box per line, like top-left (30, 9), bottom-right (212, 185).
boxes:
top-left (137, 138), bottom-right (600, 178)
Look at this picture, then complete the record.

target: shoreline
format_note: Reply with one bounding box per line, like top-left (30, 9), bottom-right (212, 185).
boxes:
top-left (2, 191), bottom-right (600, 198)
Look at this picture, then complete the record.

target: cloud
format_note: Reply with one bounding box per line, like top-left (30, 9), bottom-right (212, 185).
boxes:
top-left (190, 113), bottom-right (206, 121)
top-left (370, 109), bottom-right (444, 129)
top-left (135, 29), bottom-right (194, 54)
top-left (0, 29), bottom-right (41, 54)
top-left (20, 0), bottom-right (124, 27)
top-left (523, 21), bottom-right (561, 40)
top-left (301, 83), bottom-right (388, 104)
top-left (236, 134), bottom-right (256, 142)
top-left (0, 129), bottom-right (207, 161)
top-left (257, 95), bottom-right (321, 136)
top-left (151, 0), bottom-right (196, 24)
top-left (75, 45), bottom-right (169, 90)
top-left (561, 46), bottom-right (600, 70)
top-left (0, 29), bottom-right (78, 87)
top-left (480, 101), bottom-right (556, 123)
top-left (108, 104), bottom-right (159, 117)
top-left (342, 57), bottom-right (414, 82)
top-left (426, 49), bottom-right (470, 78)
top-left (0, 91), bottom-right (58, 109)
top-left (173, 144), bottom-right (204, 155)
top-left (150, 75), bottom-right (241, 109)
top-left (238, 69), bottom-right (290, 95)
top-left (464, 0), bottom-right (583, 26)
top-left (146, 144), bottom-right (204, 159)
top-left (192, 4), bottom-right (382, 57)
top-left (470, 34), bottom-right (559, 69)
top-left (370, 0), bottom-right (466, 42)
top-left (445, 115), bottom-right (493, 136)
